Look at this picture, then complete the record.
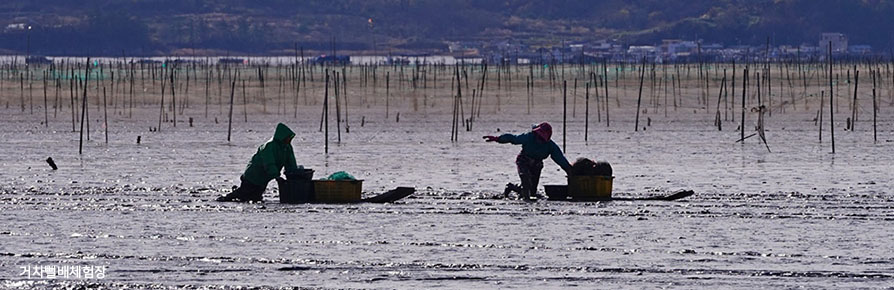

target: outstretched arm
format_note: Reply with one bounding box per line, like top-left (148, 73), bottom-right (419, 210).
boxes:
top-left (550, 143), bottom-right (572, 173)
top-left (283, 145), bottom-right (299, 175)
top-left (491, 133), bottom-right (524, 144)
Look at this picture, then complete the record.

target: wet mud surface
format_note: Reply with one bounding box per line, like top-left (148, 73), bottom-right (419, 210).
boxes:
top-left (1, 91), bottom-right (893, 289)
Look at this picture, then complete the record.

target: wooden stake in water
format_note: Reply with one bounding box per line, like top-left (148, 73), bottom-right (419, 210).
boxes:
top-left (227, 71), bottom-right (237, 142)
top-left (242, 79), bottom-right (248, 122)
top-left (70, 69), bottom-right (76, 132)
top-left (323, 70), bottom-right (330, 154)
top-left (171, 68), bottom-right (176, 127)
top-left (386, 72), bottom-right (390, 119)
top-left (259, 67), bottom-right (266, 113)
top-left (852, 68), bottom-right (859, 131)
top-left (572, 78), bottom-right (577, 118)
top-left (334, 71), bottom-right (341, 143)
top-left (159, 67), bottom-right (166, 131)
top-left (817, 91), bottom-right (832, 143)
top-left (343, 67), bottom-right (350, 133)
top-left (829, 42), bottom-right (835, 154)
top-left (43, 70), bottom-right (48, 127)
top-left (79, 58), bottom-right (90, 155)
top-left (585, 82), bottom-right (589, 142)
top-left (20, 73), bottom-right (24, 112)
top-left (635, 57), bottom-right (646, 132)
top-left (873, 70), bottom-right (878, 143)
top-left (563, 80), bottom-right (567, 152)
top-left (205, 65), bottom-right (210, 118)
top-left (604, 60), bottom-right (610, 127)
top-left (450, 68), bottom-right (457, 142)
top-left (103, 86), bottom-right (108, 144)
top-left (54, 71), bottom-right (60, 119)
top-left (30, 70), bottom-right (34, 114)
top-left (741, 67), bottom-right (748, 143)
top-left (715, 74), bottom-right (727, 131)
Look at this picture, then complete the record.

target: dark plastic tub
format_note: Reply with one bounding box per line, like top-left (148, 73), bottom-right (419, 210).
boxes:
top-left (543, 185), bottom-right (569, 200)
top-left (279, 169), bottom-right (315, 204)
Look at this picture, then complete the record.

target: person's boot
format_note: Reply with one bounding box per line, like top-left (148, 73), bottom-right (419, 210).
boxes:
top-left (216, 186), bottom-right (243, 202)
top-left (216, 192), bottom-right (240, 202)
top-left (244, 192), bottom-right (263, 202)
top-left (520, 187), bottom-right (532, 201)
top-left (503, 183), bottom-right (521, 199)
top-left (529, 188), bottom-right (545, 200)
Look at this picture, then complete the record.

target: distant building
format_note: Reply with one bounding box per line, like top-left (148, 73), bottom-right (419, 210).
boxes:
top-left (800, 45), bottom-right (820, 54)
top-left (701, 43), bottom-right (723, 50)
top-left (6, 23), bottom-right (25, 30)
top-left (628, 45), bottom-right (657, 55)
top-left (5, 23), bottom-right (27, 32)
top-left (590, 40), bottom-right (613, 51)
top-left (661, 40), bottom-right (698, 57)
top-left (820, 33), bottom-right (848, 54)
top-left (848, 45), bottom-right (871, 55)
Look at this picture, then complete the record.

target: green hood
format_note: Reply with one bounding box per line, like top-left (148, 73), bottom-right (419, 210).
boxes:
top-left (241, 123), bottom-right (299, 186)
top-left (273, 123), bottom-right (296, 142)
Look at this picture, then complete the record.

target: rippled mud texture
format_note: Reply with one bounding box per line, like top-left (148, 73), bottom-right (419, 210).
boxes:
top-left (1, 63), bottom-right (893, 289)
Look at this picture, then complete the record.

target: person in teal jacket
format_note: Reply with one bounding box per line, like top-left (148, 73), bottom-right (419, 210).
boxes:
top-left (483, 122), bottom-right (571, 200)
top-left (217, 123), bottom-right (300, 202)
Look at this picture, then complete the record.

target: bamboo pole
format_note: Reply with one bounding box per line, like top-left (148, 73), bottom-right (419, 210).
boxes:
top-left (334, 71), bottom-right (341, 143)
top-left (873, 70), bottom-right (878, 143)
top-left (227, 70), bottom-right (237, 142)
top-left (205, 65), bottom-right (210, 118)
top-left (386, 72), bottom-right (390, 119)
top-left (103, 86), bottom-right (108, 144)
top-left (741, 67), bottom-right (748, 143)
top-left (79, 58), bottom-right (90, 155)
top-left (563, 80), bottom-right (567, 152)
top-left (20, 73), bottom-right (24, 112)
top-left (715, 74), bottom-right (726, 131)
top-left (324, 70), bottom-right (330, 154)
top-left (159, 68), bottom-right (165, 131)
top-left (171, 68), bottom-right (176, 127)
top-left (343, 67), bottom-right (349, 133)
top-left (43, 70), bottom-right (48, 127)
top-left (54, 70), bottom-right (60, 118)
top-left (852, 68), bottom-right (859, 131)
top-left (29, 70), bottom-right (34, 114)
top-left (817, 91), bottom-right (832, 143)
top-left (829, 42), bottom-right (835, 154)
top-left (242, 78), bottom-right (248, 123)
top-left (70, 68), bottom-right (76, 132)
top-left (585, 82), bottom-right (589, 142)
top-left (604, 60), bottom-right (610, 126)
top-left (635, 57), bottom-right (646, 132)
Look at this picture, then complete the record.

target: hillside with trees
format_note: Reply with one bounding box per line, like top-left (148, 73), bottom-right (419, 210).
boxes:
top-left (1, 0), bottom-right (891, 55)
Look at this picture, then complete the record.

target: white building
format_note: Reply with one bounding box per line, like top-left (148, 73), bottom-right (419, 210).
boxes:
top-left (628, 46), bottom-right (657, 55)
top-left (819, 33), bottom-right (848, 54)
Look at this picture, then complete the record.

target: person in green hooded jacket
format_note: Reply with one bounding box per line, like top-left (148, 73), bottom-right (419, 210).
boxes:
top-left (217, 123), bottom-right (300, 202)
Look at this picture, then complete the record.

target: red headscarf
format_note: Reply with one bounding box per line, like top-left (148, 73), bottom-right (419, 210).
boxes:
top-left (533, 122), bottom-right (552, 141)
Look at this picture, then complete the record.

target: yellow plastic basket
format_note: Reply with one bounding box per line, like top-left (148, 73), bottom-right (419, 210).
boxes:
top-left (567, 175), bottom-right (613, 200)
top-left (313, 180), bottom-right (362, 203)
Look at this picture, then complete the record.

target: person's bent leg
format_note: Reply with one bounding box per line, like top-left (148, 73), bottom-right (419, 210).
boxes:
top-left (516, 155), bottom-right (537, 200)
top-left (239, 177), bottom-right (266, 202)
top-left (530, 160), bottom-right (544, 198)
top-left (217, 176), bottom-right (265, 202)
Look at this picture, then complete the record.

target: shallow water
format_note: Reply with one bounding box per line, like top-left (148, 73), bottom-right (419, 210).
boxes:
top-left (1, 81), bottom-right (894, 289)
